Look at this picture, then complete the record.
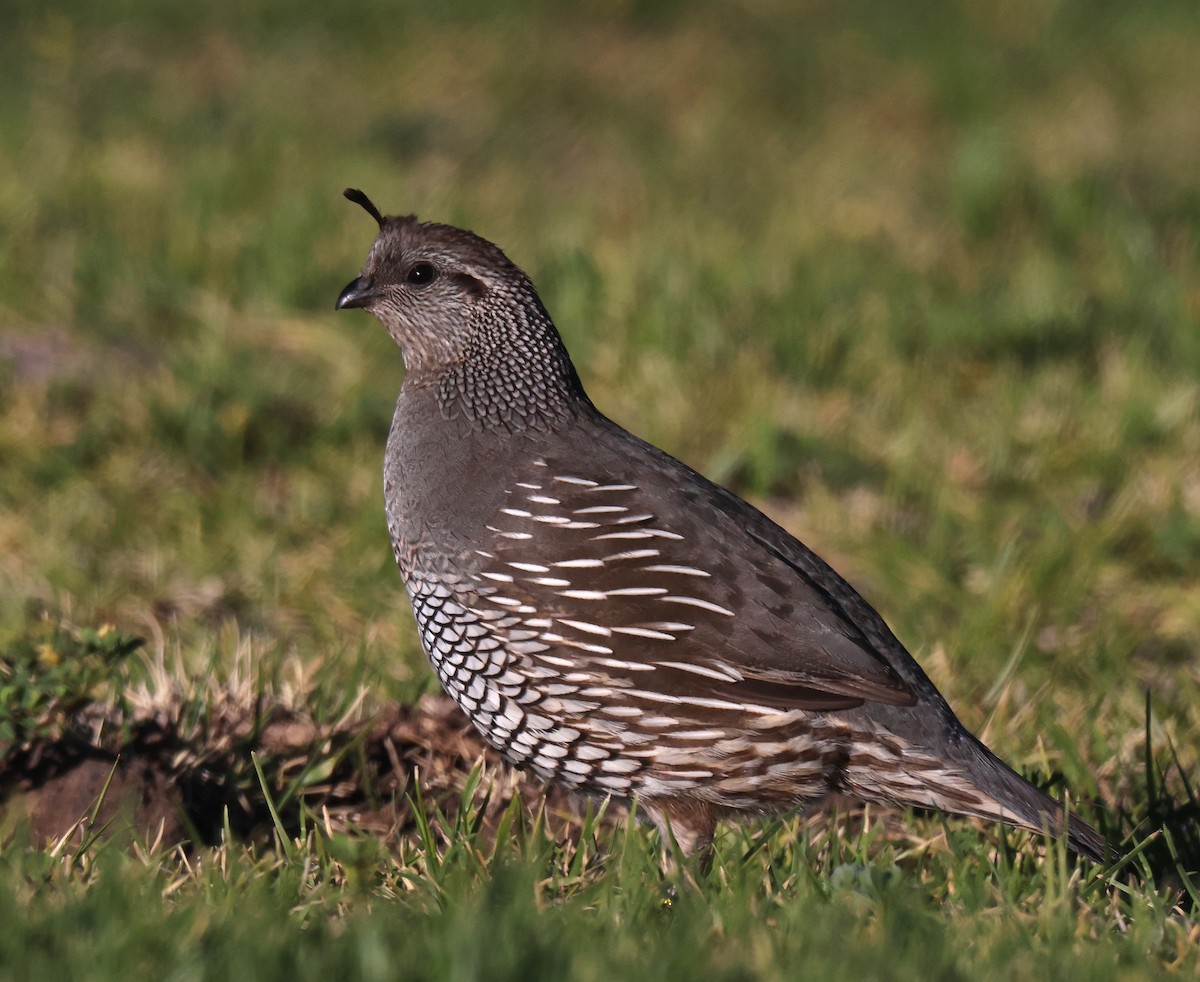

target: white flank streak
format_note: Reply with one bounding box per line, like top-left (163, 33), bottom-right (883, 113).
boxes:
top-left (633, 690), bottom-right (779, 714)
top-left (558, 589), bottom-right (607, 601)
top-left (647, 621), bottom-right (695, 632)
top-left (514, 482), bottom-right (542, 490)
top-left (643, 564), bottom-right (710, 577)
top-left (563, 521), bottom-right (601, 529)
top-left (554, 558), bottom-right (605, 568)
top-left (588, 484), bottom-right (637, 492)
top-left (605, 549), bottom-right (660, 561)
top-left (535, 653), bottom-right (576, 668)
top-left (572, 641), bottom-right (614, 654)
top-left (656, 660), bottom-right (741, 682)
top-left (508, 561), bottom-right (550, 573)
top-left (614, 514), bottom-right (655, 524)
top-left (499, 531), bottom-right (533, 540)
top-left (524, 618), bottom-right (553, 628)
top-left (474, 550), bottom-right (495, 559)
top-left (605, 587), bottom-right (668, 597)
top-left (592, 530), bottom-right (655, 540)
top-left (554, 475), bottom-right (598, 486)
top-left (572, 505), bottom-right (627, 514)
top-left (531, 577), bottom-right (571, 587)
top-left (590, 656), bottom-right (655, 672)
top-left (487, 596), bottom-right (525, 607)
top-left (479, 571), bottom-right (514, 583)
top-left (663, 595), bottom-right (735, 616)
top-left (669, 729), bottom-right (726, 741)
top-left (533, 459), bottom-right (548, 468)
top-left (613, 626), bottom-right (676, 641)
top-left (558, 618), bottom-right (612, 637)
top-left (501, 507), bottom-right (532, 518)
top-left (532, 514), bottom-right (571, 524)
top-left (528, 495), bottom-right (560, 505)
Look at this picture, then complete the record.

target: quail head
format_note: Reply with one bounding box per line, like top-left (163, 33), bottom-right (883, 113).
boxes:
top-left (335, 188), bottom-right (1108, 864)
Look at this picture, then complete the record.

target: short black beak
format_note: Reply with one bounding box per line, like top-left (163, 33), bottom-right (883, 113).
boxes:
top-left (336, 276), bottom-right (375, 311)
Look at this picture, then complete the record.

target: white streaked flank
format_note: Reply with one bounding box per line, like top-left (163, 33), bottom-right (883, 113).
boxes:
top-left (643, 564), bottom-right (711, 577)
top-left (663, 595), bottom-right (735, 616)
top-left (507, 561), bottom-right (550, 573)
top-left (655, 660), bottom-right (742, 682)
top-left (557, 618), bottom-right (612, 637)
top-left (612, 625), bottom-right (677, 641)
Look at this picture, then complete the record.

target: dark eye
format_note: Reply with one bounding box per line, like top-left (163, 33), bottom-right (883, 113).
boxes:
top-left (406, 262), bottom-right (438, 286)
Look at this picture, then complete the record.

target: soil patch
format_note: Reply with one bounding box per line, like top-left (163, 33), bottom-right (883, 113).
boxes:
top-left (1, 694), bottom-right (619, 851)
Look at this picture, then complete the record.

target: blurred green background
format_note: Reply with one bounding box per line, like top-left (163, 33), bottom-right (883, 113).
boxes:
top-left (3, 0), bottom-right (1197, 719)
top-left (2, 0), bottom-right (1200, 976)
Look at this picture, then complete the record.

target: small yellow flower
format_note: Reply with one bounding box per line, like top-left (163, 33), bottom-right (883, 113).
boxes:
top-left (37, 644), bottom-right (61, 667)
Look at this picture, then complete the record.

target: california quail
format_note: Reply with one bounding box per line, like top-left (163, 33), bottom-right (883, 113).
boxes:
top-left (335, 188), bottom-right (1108, 863)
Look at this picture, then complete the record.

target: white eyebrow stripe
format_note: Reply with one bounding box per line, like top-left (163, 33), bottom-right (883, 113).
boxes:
top-left (662, 596), bottom-right (735, 616)
top-left (643, 564), bottom-right (711, 577)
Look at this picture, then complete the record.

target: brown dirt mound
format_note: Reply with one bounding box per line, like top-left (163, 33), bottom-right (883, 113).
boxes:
top-left (0, 694), bottom-right (621, 852)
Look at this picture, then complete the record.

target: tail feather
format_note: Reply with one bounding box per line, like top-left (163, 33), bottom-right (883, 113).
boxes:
top-left (844, 726), bottom-right (1114, 863)
top-left (964, 743), bottom-right (1112, 864)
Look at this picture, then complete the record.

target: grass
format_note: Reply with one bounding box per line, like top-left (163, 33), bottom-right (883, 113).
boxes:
top-left (2, 0), bottom-right (1200, 977)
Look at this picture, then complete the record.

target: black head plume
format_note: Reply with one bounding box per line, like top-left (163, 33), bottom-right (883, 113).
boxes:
top-left (344, 188), bottom-right (385, 228)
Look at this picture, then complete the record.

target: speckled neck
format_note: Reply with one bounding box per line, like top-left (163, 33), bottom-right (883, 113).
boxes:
top-left (432, 287), bottom-right (591, 434)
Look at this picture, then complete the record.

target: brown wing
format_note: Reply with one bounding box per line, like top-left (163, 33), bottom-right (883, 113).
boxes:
top-left (465, 452), bottom-right (917, 713)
